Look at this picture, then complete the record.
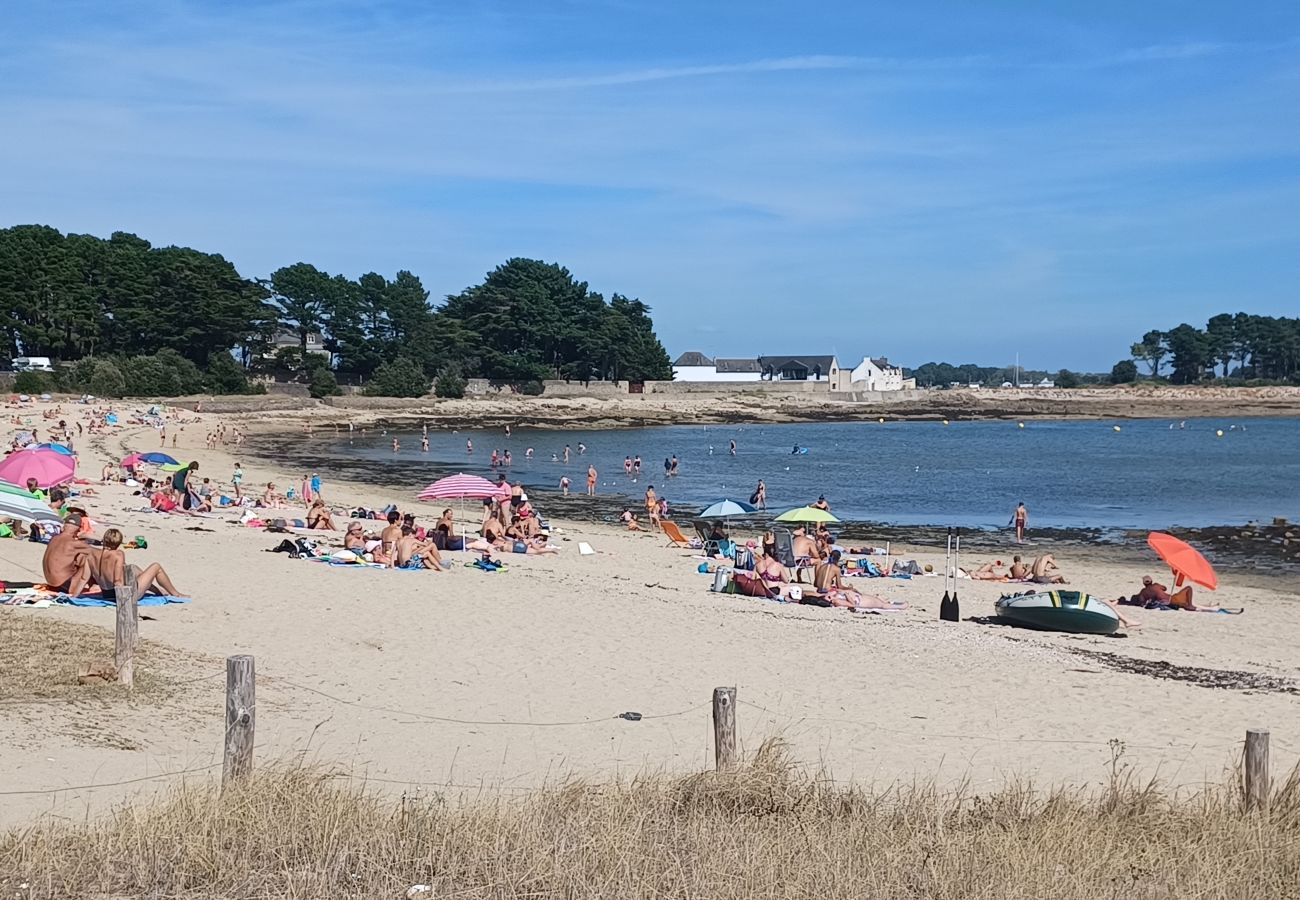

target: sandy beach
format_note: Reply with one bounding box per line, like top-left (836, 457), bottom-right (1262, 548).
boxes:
top-left (2, 398), bottom-right (1298, 828)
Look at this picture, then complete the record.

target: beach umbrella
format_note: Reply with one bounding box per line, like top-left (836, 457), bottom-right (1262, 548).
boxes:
top-left (158, 462), bottom-right (186, 473)
top-left (0, 490), bottom-right (60, 525)
top-left (1147, 532), bottom-right (1218, 591)
top-left (138, 452), bottom-right (178, 465)
top-left (120, 452), bottom-right (144, 469)
top-left (775, 506), bottom-right (840, 524)
top-left (0, 447), bottom-right (75, 489)
top-left (698, 498), bottom-right (758, 518)
top-left (0, 480), bottom-right (40, 498)
top-left (418, 473), bottom-right (508, 501)
top-left (33, 442), bottom-right (75, 456)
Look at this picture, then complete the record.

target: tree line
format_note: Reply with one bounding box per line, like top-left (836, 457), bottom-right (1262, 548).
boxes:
top-left (1128, 314), bottom-right (1300, 385)
top-left (0, 225), bottom-right (673, 396)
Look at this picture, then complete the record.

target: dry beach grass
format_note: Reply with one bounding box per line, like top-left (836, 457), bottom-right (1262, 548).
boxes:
top-left (4, 741), bottom-right (1299, 899)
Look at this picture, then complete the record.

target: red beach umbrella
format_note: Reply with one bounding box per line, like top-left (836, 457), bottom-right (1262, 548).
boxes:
top-left (1147, 532), bottom-right (1218, 591)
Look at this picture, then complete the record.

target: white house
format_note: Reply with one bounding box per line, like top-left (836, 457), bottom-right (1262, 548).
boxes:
top-left (849, 356), bottom-right (907, 391)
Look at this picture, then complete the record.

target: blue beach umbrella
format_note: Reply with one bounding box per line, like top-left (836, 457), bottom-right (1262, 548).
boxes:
top-left (138, 452), bottom-right (179, 465)
top-left (33, 443), bottom-right (76, 456)
top-left (698, 498), bottom-right (758, 518)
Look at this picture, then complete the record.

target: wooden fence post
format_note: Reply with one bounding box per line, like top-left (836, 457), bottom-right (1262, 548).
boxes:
top-left (1245, 728), bottom-right (1270, 811)
top-left (712, 686), bottom-right (737, 772)
top-left (223, 655), bottom-right (256, 785)
top-left (113, 582), bottom-right (139, 688)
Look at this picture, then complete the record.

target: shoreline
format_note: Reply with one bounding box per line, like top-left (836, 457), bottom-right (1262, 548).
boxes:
top-left (165, 383), bottom-right (1300, 429)
top-left (237, 425), bottom-right (1299, 587)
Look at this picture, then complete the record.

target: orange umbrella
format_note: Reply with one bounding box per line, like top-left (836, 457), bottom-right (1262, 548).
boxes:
top-left (1147, 532), bottom-right (1218, 591)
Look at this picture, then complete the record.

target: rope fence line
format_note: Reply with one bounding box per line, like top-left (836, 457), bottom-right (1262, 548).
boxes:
top-left (736, 700), bottom-right (1245, 754)
top-left (3, 655), bottom-right (1294, 803)
top-left (264, 673), bottom-right (711, 729)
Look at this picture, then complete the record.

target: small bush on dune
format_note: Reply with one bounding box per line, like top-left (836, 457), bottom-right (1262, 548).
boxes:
top-left (434, 363), bottom-right (467, 399)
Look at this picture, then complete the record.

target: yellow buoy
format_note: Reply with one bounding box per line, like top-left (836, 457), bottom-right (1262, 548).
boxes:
top-left (1216, 429), bottom-right (1224, 437)
top-left (1112, 425), bottom-right (1121, 432)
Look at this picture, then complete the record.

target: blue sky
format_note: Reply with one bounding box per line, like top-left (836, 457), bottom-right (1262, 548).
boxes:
top-left (2, 1), bottom-right (1298, 371)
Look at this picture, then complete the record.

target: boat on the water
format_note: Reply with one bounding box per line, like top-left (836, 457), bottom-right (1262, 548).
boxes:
top-left (995, 590), bottom-right (1119, 635)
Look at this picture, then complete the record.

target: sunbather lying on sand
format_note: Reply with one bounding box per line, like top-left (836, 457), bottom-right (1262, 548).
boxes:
top-left (814, 551), bottom-right (909, 610)
top-left (1128, 576), bottom-right (1240, 613)
top-left (965, 562), bottom-right (1010, 581)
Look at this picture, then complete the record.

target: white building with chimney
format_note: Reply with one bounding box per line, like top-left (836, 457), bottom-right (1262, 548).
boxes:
top-left (848, 356), bottom-right (907, 391)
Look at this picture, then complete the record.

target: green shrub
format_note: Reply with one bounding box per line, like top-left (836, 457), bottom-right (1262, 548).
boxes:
top-left (518, 379), bottom-right (545, 396)
top-left (1055, 369), bottom-right (1081, 389)
top-left (1110, 360), bottom-right (1138, 385)
top-left (13, 371), bottom-right (49, 394)
top-left (309, 367), bottom-right (342, 399)
top-left (434, 364), bottom-right (467, 399)
top-left (88, 360), bottom-right (126, 398)
top-left (364, 357), bottom-right (430, 398)
top-left (204, 352), bottom-right (254, 395)
top-left (154, 349), bottom-right (205, 395)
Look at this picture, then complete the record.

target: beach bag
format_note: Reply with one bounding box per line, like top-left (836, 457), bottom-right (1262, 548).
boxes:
top-left (711, 567), bottom-right (733, 593)
top-left (732, 546), bottom-right (754, 571)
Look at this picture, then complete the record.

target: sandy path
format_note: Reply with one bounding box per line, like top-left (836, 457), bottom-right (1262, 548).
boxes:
top-left (2, 403), bottom-right (1298, 827)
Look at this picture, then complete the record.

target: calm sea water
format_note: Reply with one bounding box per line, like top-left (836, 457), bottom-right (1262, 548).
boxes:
top-left (321, 418), bottom-right (1299, 530)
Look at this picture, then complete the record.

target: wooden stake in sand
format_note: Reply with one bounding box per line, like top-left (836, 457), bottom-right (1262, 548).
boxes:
top-left (1245, 728), bottom-right (1270, 811)
top-left (113, 581), bottom-right (139, 688)
top-left (712, 686), bottom-right (737, 772)
top-left (223, 655), bottom-right (256, 785)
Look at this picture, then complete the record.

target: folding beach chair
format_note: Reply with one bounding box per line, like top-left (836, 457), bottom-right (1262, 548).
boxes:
top-left (771, 526), bottom-right (814, 583)
top-left (693, 520), bottom-right (727, 557)
top-left (661, 520), bottom-right (692, 548)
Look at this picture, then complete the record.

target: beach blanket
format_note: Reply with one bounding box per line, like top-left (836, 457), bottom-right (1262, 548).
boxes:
top-left (2, 590), bottom-right (188, 608)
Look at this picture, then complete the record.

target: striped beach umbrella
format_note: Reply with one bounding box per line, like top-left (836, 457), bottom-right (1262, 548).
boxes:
top-left (0, 490), bottom-right (60, 525)
top-left (417, 473), bottom-right (507, 501)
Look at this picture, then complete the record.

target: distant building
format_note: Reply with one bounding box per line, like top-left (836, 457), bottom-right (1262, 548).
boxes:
top-left (849, 356), bottom-right (906, 391)
top-left (756, 355), bottom-right (840, 382)
top-left (670, 352), bottom-right (764, 382)
top-left (266, 330), bottom-right (329, 359)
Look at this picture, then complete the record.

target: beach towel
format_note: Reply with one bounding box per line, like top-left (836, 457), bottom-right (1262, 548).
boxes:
top-left (60, 593), bottom-right (189, 607)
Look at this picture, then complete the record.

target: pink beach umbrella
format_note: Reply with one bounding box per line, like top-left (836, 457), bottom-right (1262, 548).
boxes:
top-left (417, 473), bottom-right (511, 539)
top-left (417, 473), bottom-right (509, 501)
top-left (0, 447), bottom-right (76, 489)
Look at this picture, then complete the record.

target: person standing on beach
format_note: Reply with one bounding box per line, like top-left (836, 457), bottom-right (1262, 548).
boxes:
top-left (311, 472), bottom-right (322, 502)
top-left (644, 485), bottom-right (658, 526)
top-left (301, 474), bottom-right (314, 505)
top-left (232, 462), bottom-right (244, 500)
top-left (1013, 501), bottom-right (1028, 543)
top-left (586, 464), bottom-right (598, 495)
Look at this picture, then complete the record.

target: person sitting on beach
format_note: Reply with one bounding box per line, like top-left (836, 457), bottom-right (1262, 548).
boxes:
top-left (344, 522), bottom-right (368, 551)
top-left (1029, 554), bottom-right (1066, 584)
top-left (754, 548), bottom-right (788, 586)
top-left (621, 508), bottom-right (643, 531)
top-left (261, 482), bottom-right (283, 508)
top-left (761, 530), bottom-right (778, 559)
top-left (373, 510), bottom-right (403, 567)
top-left (437, 508), bottom-right (455, 534)
top-left (306, 499), bottom-right (337, 530)
top-left (150, 489), bottom-right (178, 512)
top-left (1009, 555), bottom-right (1029, 579)
top-left (791, 526), bottom-right (821, 562)
top-left (396, 525), bottom-right (445, 571)
top-left (482, 511), bottom-right (508, 548)
top-left (41, 515), bottom-right (101, 596)
top-left (97, 528), bottom-right (186, 599)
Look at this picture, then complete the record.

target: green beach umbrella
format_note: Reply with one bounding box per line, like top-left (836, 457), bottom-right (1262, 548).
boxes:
top-left (775, 506), bottom-right (840, 524)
